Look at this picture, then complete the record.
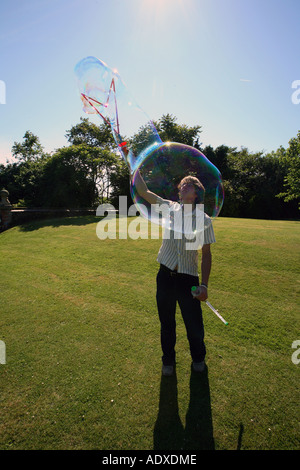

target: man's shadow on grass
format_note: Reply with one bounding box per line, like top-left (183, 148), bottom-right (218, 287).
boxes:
top-left (153, 365), bottom-right (215, 450)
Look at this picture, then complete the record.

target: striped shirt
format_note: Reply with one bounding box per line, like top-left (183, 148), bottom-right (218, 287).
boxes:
top-left (155, 196), bottom-right (216, 276)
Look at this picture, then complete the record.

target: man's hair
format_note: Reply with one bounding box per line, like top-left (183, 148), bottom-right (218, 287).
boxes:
top-left (177, 175), bottom-right (205, 203)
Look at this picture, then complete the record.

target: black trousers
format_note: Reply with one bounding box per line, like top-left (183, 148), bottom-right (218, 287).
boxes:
top-left (156, 264), bottom-right (206, 366)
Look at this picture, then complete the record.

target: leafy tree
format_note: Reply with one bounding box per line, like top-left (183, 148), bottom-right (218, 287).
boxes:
top-left (201, 144), bottom-right (233, 180)
top-left (2, 118), bottom-right (299, 218)
top-left (219, 147), bottom-right (293, 219)
top-left (157, 113), bottom-right (202, 148)
top-left (276, 131), bottom-right (300, 209)
top-left (129, 114), bottom-right (202, 156)
top-left (109, 158), bottom-right (132, 208)
top-left (39, 144), bottom-right (119, 208)
top-left (0, 162), bottom-right (23, 204)
top-left (13, 159), bottom-right (50, 207)
top-left (12, 131), bottom-right (46, 162)
top-left (1, 131), bottom-right (50, 206)
top-left (65, 117), bottom-right (115, 149)
top-left (65, 118), bottom-right (127, 204)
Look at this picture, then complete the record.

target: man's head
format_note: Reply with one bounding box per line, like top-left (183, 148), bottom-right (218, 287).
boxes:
top-left (178, 176), bottom-right (205, 205)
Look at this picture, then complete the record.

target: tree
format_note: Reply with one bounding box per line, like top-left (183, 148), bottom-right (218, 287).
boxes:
top-left (129, 114), bottom-right (202, 156)
top-left (201, 144), bottom-right (233, 180)
top-left (0, 162), bottom-right (24, 205)
top-left (13, 158), bottom-right (49, 207)
top-left (12, 131), bottom-right (46, 162)
top-left (39, 145), bottom-right (96, 208)
top-left (156, 113), bottom-right (202, 148)
top-left (65, 117), bottom-right (115, 149)
top-left (3, 118), bottom-right (299, 218)
top-left (277, 131), bottom-right (300, 209)
top-left (219, 146), bottom-right (292, 219)
top-left (65, 118), bottom-right (127, 204)
top-left (1, 131), bottom-right (50, 206)
top-left (39, 144), bottom-right (120, 208)
top-left (109, 159), bottom-right (132, 208)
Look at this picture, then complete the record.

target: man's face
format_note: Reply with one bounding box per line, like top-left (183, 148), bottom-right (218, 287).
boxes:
top-left (179, 184), bottom-right (197, 205)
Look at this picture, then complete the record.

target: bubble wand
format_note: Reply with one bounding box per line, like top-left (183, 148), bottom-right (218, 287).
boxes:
top-left (74, 56), bottom-right (162, 172)
top-left (205, 300), bottom-right (229, 325)
top-left (191, 286), bottom-right (229, 325)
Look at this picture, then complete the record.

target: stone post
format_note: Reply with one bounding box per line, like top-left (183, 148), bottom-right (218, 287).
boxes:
top-left (0, 189), bottom-right (12, 231)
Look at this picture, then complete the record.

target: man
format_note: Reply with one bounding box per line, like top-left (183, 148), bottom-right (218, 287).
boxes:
top-left (134, 170), bottom-right (216, 376)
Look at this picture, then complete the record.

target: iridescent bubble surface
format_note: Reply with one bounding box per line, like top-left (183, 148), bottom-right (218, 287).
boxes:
top-left (131, 142), bottom-right (224, 229)
top-left (74, 56), bottom-right (161, 169)
top-left (75, 57), bottom-right (224, 233)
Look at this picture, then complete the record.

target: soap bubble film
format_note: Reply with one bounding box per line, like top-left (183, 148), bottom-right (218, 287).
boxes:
top-left (74, 56), bottom-right (161, 169)
top-left (75, 56), bottom-right (224, 234)
top-left (131, 142), bottom-right (224, 229)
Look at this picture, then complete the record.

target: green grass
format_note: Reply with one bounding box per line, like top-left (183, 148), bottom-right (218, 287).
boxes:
top-left (0, 215), bottom-right (299, 450)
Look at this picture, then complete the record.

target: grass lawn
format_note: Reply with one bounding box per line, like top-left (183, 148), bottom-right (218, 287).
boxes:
top-left (0, 215), bottom-right (299, 450)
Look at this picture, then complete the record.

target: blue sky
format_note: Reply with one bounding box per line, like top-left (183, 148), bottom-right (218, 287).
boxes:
top-left (0, 0), bottom-right (299, 165)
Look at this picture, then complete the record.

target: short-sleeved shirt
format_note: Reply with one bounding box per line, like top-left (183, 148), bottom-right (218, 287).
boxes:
top-left (155, 196), bottom-right (216, 276)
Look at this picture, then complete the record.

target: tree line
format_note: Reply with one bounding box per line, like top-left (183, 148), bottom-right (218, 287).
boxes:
top-left (0, 114), bottom-right (299, 219)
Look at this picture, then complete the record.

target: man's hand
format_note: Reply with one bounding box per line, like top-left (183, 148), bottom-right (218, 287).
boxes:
top-left (195, 286), bottom-right (208, 302)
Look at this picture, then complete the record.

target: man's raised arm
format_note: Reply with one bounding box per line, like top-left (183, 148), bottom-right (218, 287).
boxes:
top-left (134, 170), bottom-right (159, 205)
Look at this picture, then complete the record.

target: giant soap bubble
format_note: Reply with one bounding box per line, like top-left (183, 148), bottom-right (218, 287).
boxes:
top-left (74, 56), bottom-right (161, 173)
top-left (75, 56), bottom-right (224, 236)
top-left (130, 142), bottom-right (224, 234)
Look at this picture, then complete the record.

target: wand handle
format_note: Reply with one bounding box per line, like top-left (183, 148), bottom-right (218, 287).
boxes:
top-left (205, 300), bottom-right (228, 325)
top-left (191, 286), bottom-right (229, 325)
